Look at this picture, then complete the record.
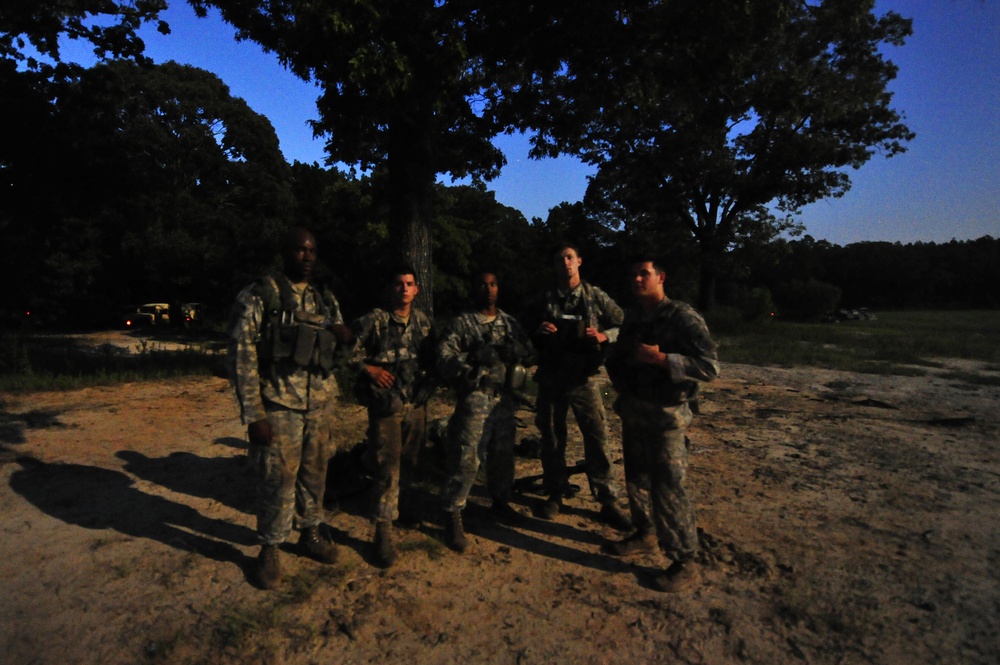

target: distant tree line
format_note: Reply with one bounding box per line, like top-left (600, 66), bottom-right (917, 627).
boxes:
top-left (750, 235), bottom-right (1000, 317)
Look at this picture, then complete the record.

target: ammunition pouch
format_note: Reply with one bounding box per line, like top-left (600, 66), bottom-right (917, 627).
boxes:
top-left (273, 317), bottom-right (337, 372)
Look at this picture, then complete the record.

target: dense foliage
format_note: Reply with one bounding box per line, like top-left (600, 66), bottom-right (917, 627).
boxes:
top-left (4, 1), bottom-right (989, 333)
top-left (2, 60), bottom-right (292, 325)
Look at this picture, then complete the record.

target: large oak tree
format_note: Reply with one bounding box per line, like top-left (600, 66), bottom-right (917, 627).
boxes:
top-left (523, 0), bottom-right (915, 310)
top-left (187, 0), bottom-right (586, 315)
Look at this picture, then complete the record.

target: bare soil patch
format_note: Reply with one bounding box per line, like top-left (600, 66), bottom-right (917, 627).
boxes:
top-left (1, 339), bottom-right (998, 664)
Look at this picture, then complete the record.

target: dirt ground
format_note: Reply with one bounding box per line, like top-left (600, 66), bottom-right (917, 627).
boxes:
top-left (1, 332), bottom-right (998, 664)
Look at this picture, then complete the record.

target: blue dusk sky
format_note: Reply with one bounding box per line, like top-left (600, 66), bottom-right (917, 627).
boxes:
top-left (65, 0), bottom-right (999, 246)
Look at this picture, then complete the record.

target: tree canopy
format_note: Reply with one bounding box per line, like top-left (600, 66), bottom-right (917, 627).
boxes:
top-left (1, 60), bottom-right (292, 323)
top-left (1, 0), bottom-right (167, 74)
top-left (523, 0), bottom-right (915, 310)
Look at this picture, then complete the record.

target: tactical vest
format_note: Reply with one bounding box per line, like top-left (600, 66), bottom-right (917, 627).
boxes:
top-left (608, 301), bottom-right (698, 406)
top-left (539, 282), bottom-right (605, 384)
top-left (258, 273), bottom-right (338, 375)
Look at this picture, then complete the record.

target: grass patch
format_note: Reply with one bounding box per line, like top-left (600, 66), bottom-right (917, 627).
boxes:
top-left (205, 567), bottom-right (348, 662)
top-left (0, 333), bottom-right (224, 392)
top-left (398, 534), bottom-right (447, 560)
top-left (718, 310), bottom-right (1000, 375)
top-left (214, 605), bottom-right (284, 650)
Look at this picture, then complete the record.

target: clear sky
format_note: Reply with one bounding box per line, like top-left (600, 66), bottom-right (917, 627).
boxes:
top-left (70, 0), bottom-right (999, 246)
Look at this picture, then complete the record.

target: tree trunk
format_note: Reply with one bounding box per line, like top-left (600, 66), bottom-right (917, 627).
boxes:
top-left (697, 260), bottom-right (716, 313)
top-left (389, 112), bottom-right (436, 318)
top-left (697, 242), bottom-right (721, 313)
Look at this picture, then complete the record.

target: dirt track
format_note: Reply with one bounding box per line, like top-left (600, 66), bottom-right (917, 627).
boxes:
top-left (1, 351), bottom-right (998, 664)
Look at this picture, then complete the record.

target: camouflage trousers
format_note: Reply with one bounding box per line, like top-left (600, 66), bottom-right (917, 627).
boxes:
top-left (367, 403), bottom-right (427, 523)
top-left (615, 396), bottom-right (698, 562)
top-left (443, 390), bottom-right (516, 512)
top-left (535, 375), bottom-right (620, 504)
top-left (254, 403), bottom-right (335, 545)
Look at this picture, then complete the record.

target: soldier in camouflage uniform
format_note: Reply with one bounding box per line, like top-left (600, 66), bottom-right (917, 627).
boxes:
top-left (228, 228), bottom-right (353, 589)
top-left (605, 257), bottom-right (719, 593)
top-left (437, 271), bottom-right (535, 552)
top-left (533, 244), bottom-right (631, 530)
top-left (349, 266), bottom-right (435, 567)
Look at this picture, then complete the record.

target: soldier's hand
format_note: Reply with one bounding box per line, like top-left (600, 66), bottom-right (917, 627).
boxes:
top-left (329, 323), bottom-right (353, 344)
top-left (537, 321), bottom-right (557, 335)
top-left (585, 327), bottom-right (607, 345)
top-left (248, 419), bottom-right (274, 447)
top-left (366, 364), bottom-right (396, 390)
top-left (634, 343), bottom-right (667, 367)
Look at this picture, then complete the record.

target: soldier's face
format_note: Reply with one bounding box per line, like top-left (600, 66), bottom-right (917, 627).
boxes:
top-left (631, 262), bottom-right (665, 299)
top-left (555, 247), bottom-right (582, 282)
top-left (391, 274), bottom-right (419, 308)
top-left (475, 273), bottom-right (499, 308)
top-left (283, 231), bottom-right (317, 283)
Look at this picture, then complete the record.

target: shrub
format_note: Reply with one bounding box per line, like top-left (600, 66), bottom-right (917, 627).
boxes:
top-left (773, 279), bottom-right (841, 320)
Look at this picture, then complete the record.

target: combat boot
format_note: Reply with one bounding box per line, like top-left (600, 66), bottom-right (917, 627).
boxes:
top-left (373, 521), bottom-right (396, 568)
top-left (255, 545), bottom-right (281, 589)
top-left (602, 529), bottom-right (657, 556)
top-left (651, 560), bottom-right (700, 593)
top-left (298, 525), bottom-right (339, 564)
top-left (445, 510), bottom-right (467, 553)
top-left (490, 500), bottom-right (525, 525)
top-left (534, 495), bottom-right (562, 520)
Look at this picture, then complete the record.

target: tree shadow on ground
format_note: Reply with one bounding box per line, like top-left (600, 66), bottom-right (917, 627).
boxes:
top-left (9, 456), bottom-right (255, 573)
top-left (0, 407), bottom-right (67, 445)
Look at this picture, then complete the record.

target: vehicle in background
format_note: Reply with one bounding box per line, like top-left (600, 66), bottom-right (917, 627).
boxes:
top-left (825, 308), bottom-right (877, 323)
top-left (125, 303), bottom-right (171, 327)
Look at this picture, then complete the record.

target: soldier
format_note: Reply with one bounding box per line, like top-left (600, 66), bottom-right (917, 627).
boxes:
top-left (349, 266), bottom-right (435, 567)
top-left (437, 271), bottom-right (535, 552)
top-left (227, 227), bottom-right (353, 589)
top-left (605, 256), bottom-right (719, 593)
top-left (533, 244), bottom-right (631, 530)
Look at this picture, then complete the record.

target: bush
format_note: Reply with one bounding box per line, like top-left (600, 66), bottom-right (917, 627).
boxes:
top-left (704, 306), bottom-right (746, 334)
top-left (773, 279), bottom-right (841, 321)
top-left (742, 287), bottom-right (776, 322)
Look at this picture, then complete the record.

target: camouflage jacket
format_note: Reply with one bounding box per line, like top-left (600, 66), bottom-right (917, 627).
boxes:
top-left (607, 297), bottom-right (719, 405)
top-left (349, 307), bottom-right (434, 406)
top-left (227, 274), bottom-right (345, 424)
top-left (437, 309), bottom-right (535, 396)
top-left (536, 280), bottom-right (624, 383)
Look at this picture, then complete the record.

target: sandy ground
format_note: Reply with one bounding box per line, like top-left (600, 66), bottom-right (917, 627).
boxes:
top-left (1, 332), bottom-right (998, 664)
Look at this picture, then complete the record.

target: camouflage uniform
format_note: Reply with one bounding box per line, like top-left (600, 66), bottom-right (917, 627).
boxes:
top-left (349, 307), bottom-right (434, 523)
top-left (534, 281), bottom-right (624, 504)
top-left (228, 273), bottom-right (346, 546)
top-left (607, 297), bottom-right (719, 562)
top-left (437, 310), bottom-right (534, 511)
